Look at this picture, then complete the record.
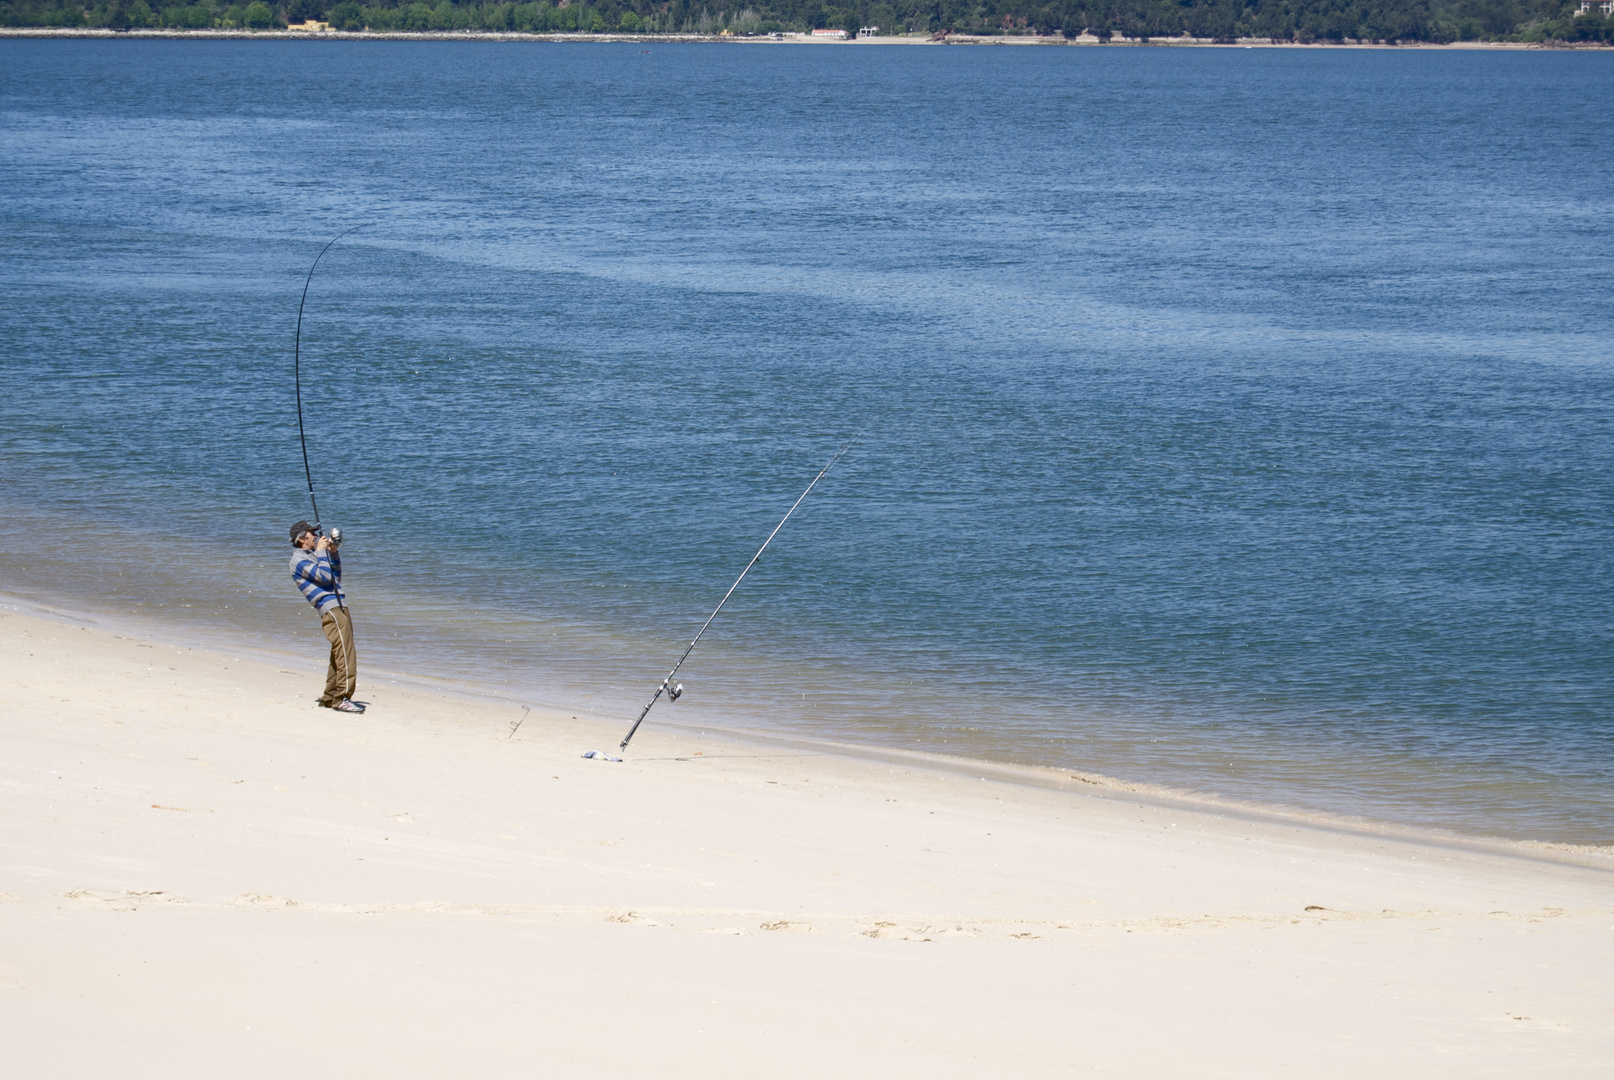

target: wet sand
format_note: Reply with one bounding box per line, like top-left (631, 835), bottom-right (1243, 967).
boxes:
top-left (1, 604), bottom-right (1610, 1077)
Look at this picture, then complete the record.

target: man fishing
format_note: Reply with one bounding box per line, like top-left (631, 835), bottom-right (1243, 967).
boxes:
top-left (289, 520), bottom-right (363, 713)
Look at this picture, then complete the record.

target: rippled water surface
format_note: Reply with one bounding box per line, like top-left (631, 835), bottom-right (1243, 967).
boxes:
top-left (2, 39), bottom-right (1611, 842)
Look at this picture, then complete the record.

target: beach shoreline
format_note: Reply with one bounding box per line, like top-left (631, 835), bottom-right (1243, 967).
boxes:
top-left (7, 588), bottom-right (1609, 864)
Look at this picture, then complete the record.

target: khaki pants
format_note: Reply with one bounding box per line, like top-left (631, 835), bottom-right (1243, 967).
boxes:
top-left (318, 606), bottom-right (357, 706)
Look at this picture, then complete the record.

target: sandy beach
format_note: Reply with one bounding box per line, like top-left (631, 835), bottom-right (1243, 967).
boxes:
top-left (1, 602), bottom-right (1609, 1077)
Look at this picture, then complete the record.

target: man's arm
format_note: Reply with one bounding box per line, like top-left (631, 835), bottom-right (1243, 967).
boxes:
top-left (292, 550), bottom-right (339, 589)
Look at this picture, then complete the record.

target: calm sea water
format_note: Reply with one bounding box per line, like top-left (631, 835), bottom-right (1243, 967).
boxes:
top-left (2, 39), bottom-right (1611, 844)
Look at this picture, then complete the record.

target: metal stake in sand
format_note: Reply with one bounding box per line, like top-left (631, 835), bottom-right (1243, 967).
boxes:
top-left (617, 433), bottom-right (861, 753)
top-left (294, 224), bottom-right (370, 531)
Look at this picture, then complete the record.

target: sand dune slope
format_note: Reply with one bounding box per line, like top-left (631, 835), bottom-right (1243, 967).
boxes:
top-left (1, 609), bottom-right (1610, 1077)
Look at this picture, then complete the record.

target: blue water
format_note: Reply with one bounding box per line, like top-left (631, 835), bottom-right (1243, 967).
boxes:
top-left (2, 39), bottom-right (1612, 843)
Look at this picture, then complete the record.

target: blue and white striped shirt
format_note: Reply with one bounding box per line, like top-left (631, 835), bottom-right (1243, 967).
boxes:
top-left (290, 547), bottom-right (345, 614)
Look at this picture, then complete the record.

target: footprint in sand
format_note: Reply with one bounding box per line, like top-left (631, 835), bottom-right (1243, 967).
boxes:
top-left (606, 911), bottom-right (660, 926)
top-left (862, 921), bottom-right (927, 940)
top-left (64, 889), bottom-right (177, 910)
top-left (861, 921), bottom-right (985, 941)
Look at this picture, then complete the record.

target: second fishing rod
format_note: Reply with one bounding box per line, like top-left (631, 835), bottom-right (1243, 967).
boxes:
top-left (615, 432), bottom-right (862, 754)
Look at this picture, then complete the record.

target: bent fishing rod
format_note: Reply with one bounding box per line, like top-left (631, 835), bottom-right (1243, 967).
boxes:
top-left (618, 433), bottom-right (861, 752)
top-left (294, 223), bottom-right (370, 531)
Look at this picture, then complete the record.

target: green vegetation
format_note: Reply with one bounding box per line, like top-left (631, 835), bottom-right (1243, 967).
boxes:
top-left (3, 0), bottom-right (1610, 43)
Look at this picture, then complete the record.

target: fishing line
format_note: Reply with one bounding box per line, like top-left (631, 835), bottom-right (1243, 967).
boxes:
top-left (614, 432), bottom-right (862, 754)
top-left (293, 223), bottom-right (370, 531)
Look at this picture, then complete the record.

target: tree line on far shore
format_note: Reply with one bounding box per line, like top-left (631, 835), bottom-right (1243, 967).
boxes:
top-left (4, 0), bottom-right (1611, 44)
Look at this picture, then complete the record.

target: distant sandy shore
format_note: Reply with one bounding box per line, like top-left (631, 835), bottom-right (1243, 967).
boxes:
top-left (2, 27), bottom-right (1603, 48)
top-left (1, 601), bottom-right (1610, 1076)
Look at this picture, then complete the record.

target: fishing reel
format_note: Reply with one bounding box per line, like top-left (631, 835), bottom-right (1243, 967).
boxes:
top-left (664, 680), bottom-right (683, 702)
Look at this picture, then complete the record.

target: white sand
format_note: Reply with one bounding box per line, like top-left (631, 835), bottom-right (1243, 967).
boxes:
top-left (2, 605), bottom-right (1610, 1077)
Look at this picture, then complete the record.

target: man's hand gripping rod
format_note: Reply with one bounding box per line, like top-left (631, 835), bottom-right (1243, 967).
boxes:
top-left (618, 433), bottom-right (860, 752)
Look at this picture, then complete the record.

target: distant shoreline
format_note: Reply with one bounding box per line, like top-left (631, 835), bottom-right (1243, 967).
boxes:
top-left (2, 27), bottom-right (1607, 48)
